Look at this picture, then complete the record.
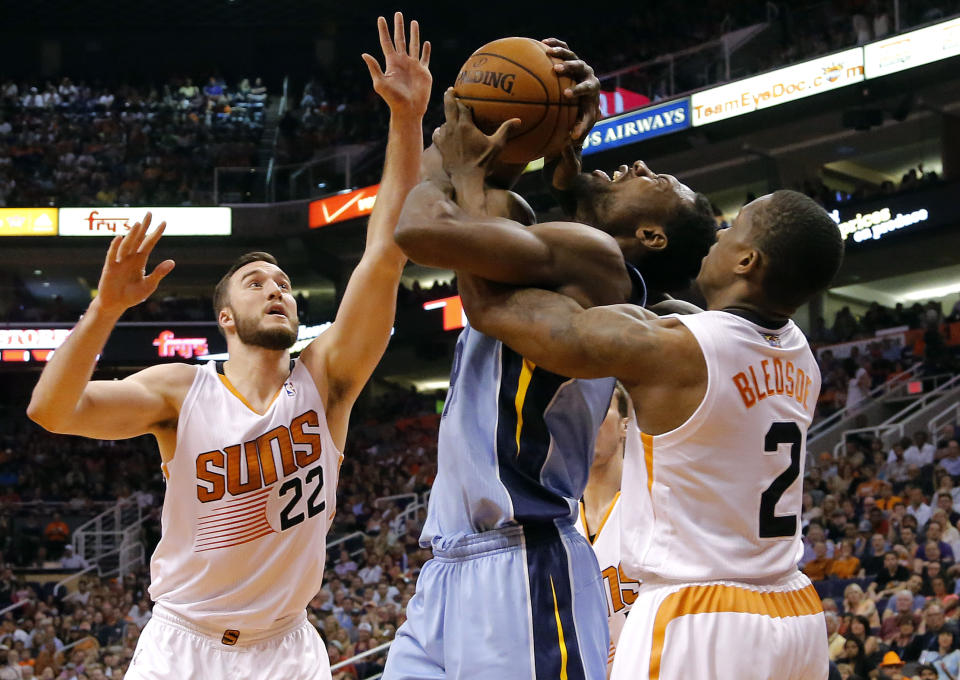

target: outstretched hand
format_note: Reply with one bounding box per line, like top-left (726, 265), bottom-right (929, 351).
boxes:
top-left (432, 88), bottom-right (519, 178)
top-left (362, 12), bottom-right (432, 119)
top-left (94, 212), bottom-right (175, 316)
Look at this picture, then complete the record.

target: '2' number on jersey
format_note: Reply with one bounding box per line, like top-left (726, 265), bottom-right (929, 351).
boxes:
top-left (279, 466), bottom-right (325, 531)
top-left (759, 421), bottom-right (802, 539)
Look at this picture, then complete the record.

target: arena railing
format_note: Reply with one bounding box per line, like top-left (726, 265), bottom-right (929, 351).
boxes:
top-left (264, 75), bottom-right (290, 198)
top-left (929, 400), bottom-right (960, 440)
top-left (0, 599), bottom-right (33, 619)
top-left (330, 641), bottom-right (392, 674)
top-left (595, 2), bottom-right (957, 112)
top-left (833, 373), bottom-right (960, 456)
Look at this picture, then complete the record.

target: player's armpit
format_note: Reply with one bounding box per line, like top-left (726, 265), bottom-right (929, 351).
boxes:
top-left (34, 363), bottom-right (194, 441)
top-left (460, 277), bottom-right (698, 387)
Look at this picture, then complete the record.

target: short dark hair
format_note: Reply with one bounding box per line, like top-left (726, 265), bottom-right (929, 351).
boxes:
top-left (754, 190), bottom-right (844, 309)
top-left (212, 251), bottom-right (279, 320)
top-left (612, 382), bottom-right (631, 418)
top-left (639, 192), bottom-right (716, 293)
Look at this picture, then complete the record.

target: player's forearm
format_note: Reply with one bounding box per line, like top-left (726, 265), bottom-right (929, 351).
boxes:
top-left (27, 299), bottom-right (121, 431)
top-left (365, 113), bottom-right (424, 271)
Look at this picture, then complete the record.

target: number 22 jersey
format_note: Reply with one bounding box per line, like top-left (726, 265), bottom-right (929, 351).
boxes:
top-left (621, 311), bottom-right (820, 584)
top-left (149, 359), bottom-right (342, 633)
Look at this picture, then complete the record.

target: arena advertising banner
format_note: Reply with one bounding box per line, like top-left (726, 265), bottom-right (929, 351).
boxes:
top-left (864, 16), bottom-right (960, 78)
top-left (827, 183), bottom-right (956, 246)
top-left (58, 207), bottom-right (232, 236)
top-left (0, 323), bottom-right (226, 364)
top-left (581, 98), bottom-right (690, 156)
top-left (0, 208), bottom-right (58, 236)
top-left (309, 185), bottom-right (379, 228)
top-left (690, 48), bottom-right (865, 126)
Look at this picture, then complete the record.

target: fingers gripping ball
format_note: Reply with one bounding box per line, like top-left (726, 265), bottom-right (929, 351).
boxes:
top-left (454, 37), bottom-right (577, 165)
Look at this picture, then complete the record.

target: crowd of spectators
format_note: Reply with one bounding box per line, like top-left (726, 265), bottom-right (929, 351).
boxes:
top-left (800, 163), bottom-right (944, 215)
top-left (801, 417), bottom-right (960, 679)
top-left (0, 75), bottom-right (267, 208)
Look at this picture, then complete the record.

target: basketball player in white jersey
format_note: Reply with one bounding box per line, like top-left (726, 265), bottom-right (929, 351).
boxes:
top-left (574, 382), bottom-right (640, 678)
top-left (26, 14), bottom-right (431, 680)
top-left (458, 190), bottom-right (844, 679)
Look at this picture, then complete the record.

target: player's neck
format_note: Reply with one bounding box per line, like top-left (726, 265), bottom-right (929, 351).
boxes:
top-left (583, 454), bottom-right (622, 517)
top-left (222, 344), bottom-right (292, 402)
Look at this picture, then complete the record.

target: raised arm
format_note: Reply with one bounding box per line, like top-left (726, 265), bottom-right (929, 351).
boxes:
top-left (301, 14), bottom-right (430, 431)
top-left (26, 214), bottom-right (192, 441)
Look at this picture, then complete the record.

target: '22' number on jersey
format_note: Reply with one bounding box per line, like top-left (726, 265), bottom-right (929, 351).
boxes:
top-left (279, 467), bottom-right (325, 531)
top-left (759, 421), bottom-right (802, 539)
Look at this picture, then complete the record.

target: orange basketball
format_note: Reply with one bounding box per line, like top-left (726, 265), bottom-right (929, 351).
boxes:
top-left (453, 37), bottom-right (578, 165)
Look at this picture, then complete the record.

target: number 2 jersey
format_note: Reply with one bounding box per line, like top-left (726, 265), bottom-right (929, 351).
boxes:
top-left (621, 310), bottom-right (820, 584)
top-left (148, 359), bottom-right (342, 633)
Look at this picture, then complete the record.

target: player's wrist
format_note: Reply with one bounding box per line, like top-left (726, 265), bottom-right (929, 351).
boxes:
top-left (87, 297), bottom-right (127, 322)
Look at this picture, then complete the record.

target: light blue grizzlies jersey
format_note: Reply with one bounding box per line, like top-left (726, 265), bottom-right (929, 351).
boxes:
top-left (422, 266), bottom-right (646, 551)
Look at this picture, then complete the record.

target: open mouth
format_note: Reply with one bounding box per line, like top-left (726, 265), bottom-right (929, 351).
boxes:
top-left (266, 305), bottom-right (287, 318)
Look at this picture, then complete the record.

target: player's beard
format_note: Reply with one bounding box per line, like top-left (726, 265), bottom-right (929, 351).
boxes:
top-left (233, 309), bottom-right (298, 350)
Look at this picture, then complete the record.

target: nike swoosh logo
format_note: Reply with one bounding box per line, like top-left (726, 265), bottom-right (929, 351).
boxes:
top-left (322, 192), bottom-right (366, 224)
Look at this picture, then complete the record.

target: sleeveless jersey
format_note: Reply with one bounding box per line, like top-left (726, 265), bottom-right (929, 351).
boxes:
top-left (621, 311), bottom-right (819, 584)
top-left (149, 359), bottom-right (342, 633)
top-left (422, 267), bottom-right (647, 550)
top-left (574, 492), bottom-right (639, 671)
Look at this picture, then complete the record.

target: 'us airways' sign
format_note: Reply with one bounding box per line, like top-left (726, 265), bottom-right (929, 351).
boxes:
top-left (581, 99), bottom-right (690, 156)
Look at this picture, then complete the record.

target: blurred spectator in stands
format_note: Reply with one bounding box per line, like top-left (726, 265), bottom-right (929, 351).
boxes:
top-left (249, 78), bottom-right (267, 103)
top-left (837, 636), bottom-right (873, 678)
top-left (42, 514), bottom-right (69, 560)
top-left (907, 486), bottom-right (934, 529)
top-left (938, 440), bottom-right (960, 478)
top-left (918, 629), bottom-right (960, 676)
top-left (826, 611), bottom-right (846, 661)
top-left (59, 545), bottom-right (89, 571)
top-left (804, 540), bottom-right (833, 581)
top-left (907, 431), bottom-right (938, 468)
top-left (888, 614), bottom-right (924, 660)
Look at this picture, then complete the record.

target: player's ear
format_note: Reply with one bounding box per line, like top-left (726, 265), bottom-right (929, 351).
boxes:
top-left (634, 224), bottom-right (666, 251)
top-left (218, 306), bottom-right (234, 333)
top-left (734, 247), bottom-right (761, 276)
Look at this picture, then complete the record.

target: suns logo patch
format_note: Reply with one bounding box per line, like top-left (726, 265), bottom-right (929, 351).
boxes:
top-left (760, 333), bottom-right (782, 347)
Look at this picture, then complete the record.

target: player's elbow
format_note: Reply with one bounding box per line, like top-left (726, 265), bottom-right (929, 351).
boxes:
top-left (394, 202), bottom-right (457, 265)
top-left (26, 399), bottom-right (67, 434)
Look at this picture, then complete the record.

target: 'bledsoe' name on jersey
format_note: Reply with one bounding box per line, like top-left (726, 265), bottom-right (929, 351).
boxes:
top-left (731, 358), bottom-right (814, 410)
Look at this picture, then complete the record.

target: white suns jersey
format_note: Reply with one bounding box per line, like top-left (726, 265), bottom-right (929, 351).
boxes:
top-left (149, 359), bottom-right (342, 634)
top-left (574, 492), bottom-right (640, 672)
top-left (621, 311), bottom-right (819, 584)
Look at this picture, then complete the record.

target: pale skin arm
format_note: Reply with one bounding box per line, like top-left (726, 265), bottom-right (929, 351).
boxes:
top-left (300, 13), bottom-right (431, 446)
top-left (26, 214), bottom-right (192, 441)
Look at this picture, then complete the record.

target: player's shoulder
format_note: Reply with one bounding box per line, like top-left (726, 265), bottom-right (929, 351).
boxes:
top-left (128, 362), bottom-right (199, 392)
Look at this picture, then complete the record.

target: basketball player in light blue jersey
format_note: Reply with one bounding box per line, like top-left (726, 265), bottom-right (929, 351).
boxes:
top-left (382, 43), bottom-right (715, 680)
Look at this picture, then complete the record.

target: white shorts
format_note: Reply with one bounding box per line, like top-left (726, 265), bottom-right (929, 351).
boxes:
top-left (125, 603), bottom-right (331, 680)
top-left (610, 571), bottom-right (827, 680)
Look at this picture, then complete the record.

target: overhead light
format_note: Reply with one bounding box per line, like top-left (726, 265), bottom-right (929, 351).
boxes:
top-left (901, 280), bottom-right (960, 301)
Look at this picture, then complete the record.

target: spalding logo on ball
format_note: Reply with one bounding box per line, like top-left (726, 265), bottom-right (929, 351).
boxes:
top-left (453, 37), bottom-right (578, 165)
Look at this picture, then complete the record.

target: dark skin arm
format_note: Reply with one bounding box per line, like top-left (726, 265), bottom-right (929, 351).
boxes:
top-left (457, 276), bottom-right (707, 434)
top-left (395, 90), bottom-right (630, 307)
